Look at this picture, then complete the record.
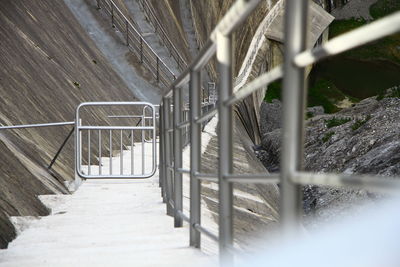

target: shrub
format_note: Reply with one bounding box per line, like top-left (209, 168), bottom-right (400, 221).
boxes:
top-left (351, 115), bottom-right (372, 131)
top-left (325, 117), bottom-right (351, 128)
top-left (322, 131), bottom-right (335, 143)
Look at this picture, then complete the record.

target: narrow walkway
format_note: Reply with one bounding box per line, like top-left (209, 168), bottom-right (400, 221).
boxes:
top-left (0, 144), bottom-right (214, 266)
top-left (64, 0), bottom-right (161, 103)
top-left (124, 0), bottom-right (180, 74)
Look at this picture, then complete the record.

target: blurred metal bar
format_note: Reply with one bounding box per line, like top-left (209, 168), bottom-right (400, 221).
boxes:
top-left (216, 31), bottom-right (234, 264)
top-left (173, 86), bottom-right (183, 227)
top-left (194, 224), bottom-right (218, 242)
top-left (225, 174), bottom-right (279, 183)
top-left (224, 66), bottom-right (283, 106)
top-left (280, 0), bottom-right (308, 235)
top-left (295, 11), bottom-right (400, 67)
top-left (293, 172), bottom-right (400, 195)
top-left (194, 107), bottom-right (217, 125)
top-left (190, 70), bottom-right (201, 248)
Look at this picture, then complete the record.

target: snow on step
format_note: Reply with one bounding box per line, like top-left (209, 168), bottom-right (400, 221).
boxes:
top-left (0, 143), bottom-right (215, 266)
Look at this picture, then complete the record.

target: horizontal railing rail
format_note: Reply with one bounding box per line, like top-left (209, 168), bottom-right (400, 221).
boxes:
top-left (158, 0), bottom-right (400, 265)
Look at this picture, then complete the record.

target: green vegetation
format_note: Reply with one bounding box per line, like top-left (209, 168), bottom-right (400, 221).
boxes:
top-left (322, 131), bottom-right (335, 143)
top-left (92, 59), bottom-right (97, 64)
top-left (73, 81), bottom-right (80, 88)
top-left (264, 80), bottom-right (282, 103)
top-left (306, 111), bottom-right (314, 119)
top-left (265, 78), bottom-right (357, 114)
top-left (329, 0), bottom-right (400, 65)
top-left (325, 117), bottom-right (351, 128)
top-left (351, 115), bottom-right (372, 131)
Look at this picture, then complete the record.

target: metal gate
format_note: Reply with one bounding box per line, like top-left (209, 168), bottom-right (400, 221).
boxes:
top-left (75, 102), bottom-right (157, 179)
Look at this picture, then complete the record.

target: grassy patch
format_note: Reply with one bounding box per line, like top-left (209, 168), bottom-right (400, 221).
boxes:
top-left (73, 81), bottom-right (80, 88)
top-left (329, 0), bottom-right (400, 65)
top-left (351, 115), bottom-right (372, 131)
top-left (370, 0), bottom-right (400, 19)
top-left (322, 131), bottom-right (335, 143)
top-left (308, 78), bottom-right (343, 114)
top-left (264, 80), bottom-right (282, 103)
top-left (325, 117), bottom-right (351, 128)
top-left (265, 78), bottom-right (354, 114)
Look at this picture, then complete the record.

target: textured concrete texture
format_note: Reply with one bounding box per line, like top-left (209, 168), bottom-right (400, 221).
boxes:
top-left (0, 0), bottom-right (148, 248)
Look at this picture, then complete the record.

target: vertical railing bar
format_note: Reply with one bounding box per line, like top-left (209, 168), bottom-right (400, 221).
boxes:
top-left (99, 130), bottom-right (102, 175)
top-left (142, 109), bottom-right (145, 175)
top-left (280, 0), bottom-right (308, 235)
top-left (110, 129), bottom-right (112, 175)
top-left (164, 98), bottom-right (174, 216)
top-left (189, 70), bottom-right (201, 248)
top-left (131, 129), bottom-right (134, 175)
top-left (216, 31), bottom-right (233, 265)
top-left (126, 20), bottom-right (129, 46)
top-left (110, 0), bottom-right (114, 27)
top-left (88, 130), bottom-right (91, 175)
top-left (173, 87), bottom-right (183, 228)
top-left (120, 129), bottom-right (123, 175)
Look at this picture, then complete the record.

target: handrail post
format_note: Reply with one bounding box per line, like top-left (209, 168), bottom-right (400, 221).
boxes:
top-left (189, 70), bottom-right (201, 248)
top-left (216, 31), bottom-right (234, 265)
top-left (163, 98), bottom-right (174, 216)
top-left (140, 38), bottom-right (143, 63)
top-left (126, 20), bottom-right (129, 46)
top-left (280, 0), bottom-right (308, 235)
top-left (159, 103), bottom-right (166, 201)
top-left (110, 0), bottom-right (114, 27)
top-left (173, 87), bottom-right (183, 227)
top-left (156, 57), bottom-right (160, 82)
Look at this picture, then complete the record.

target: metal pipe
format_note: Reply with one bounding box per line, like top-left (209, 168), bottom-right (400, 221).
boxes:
top-left (120, 130), bottom-right (123, 175)
top-left (164, 98), bottom-right (174, 216)
top-left (110, 130), bottom-right (112, 175)
top-left (88, 130), bottom-right (91, 175)
top-left (194, 107), bottom-right (217, 125)
top-left (173, 86), bottom-right (183, 228)
top-left (280, 0), bottom-right (308, 235)
top-left (224, 66), bottom-right (283, 107)
top-left (216, 31), bottom-right (234, 264)
top-left (194, 224), bottom-right (218, 242)
top-left (294, 11), bottom-right (400, 67)
top-left (99, 130), bottom-right (102, 175)
top-left (190, 70), bottom-right (202, 248)
top-left (0, 121), bottom-right (74, 130)
top-left (225, 173), bottom-right (279, 183)
top-left (131, 130), bottom-right (134, 175)
top-left (48, 126), bottom-right (75, 170)
top-left (292, 172), bottom-right (400, 195)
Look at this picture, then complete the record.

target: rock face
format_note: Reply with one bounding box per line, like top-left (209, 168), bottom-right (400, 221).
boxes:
top-left (257, 95), bottom-right (400, 218)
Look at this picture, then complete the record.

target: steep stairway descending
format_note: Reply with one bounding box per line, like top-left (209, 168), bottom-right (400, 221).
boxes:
top-left (0, 143), bottom-right (215, 266)
top-left (124, 0), bottom-right (180, 75)
top-left (64, 0), bottom-right (162, 103)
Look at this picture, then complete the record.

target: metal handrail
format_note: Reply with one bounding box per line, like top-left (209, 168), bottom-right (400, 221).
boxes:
top-left (95, 0), bottom-right (177, 87)
top-left (138, 0), bottom-right (188, 71)
top-left (0, 121), bottom-right (76, 170)
top-left (158, 0), bottom-right (400, 265)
